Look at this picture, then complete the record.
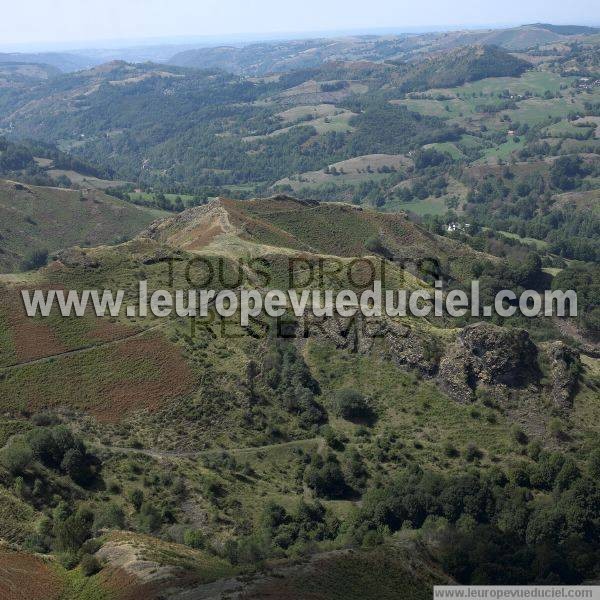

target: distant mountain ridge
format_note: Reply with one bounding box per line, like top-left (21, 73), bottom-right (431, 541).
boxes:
top-left (0, 52), bottom-right (94, 73)
top-left (169, 23), bottom-right (598, 75)
top-left (528, 23), bottom-right (600, 35)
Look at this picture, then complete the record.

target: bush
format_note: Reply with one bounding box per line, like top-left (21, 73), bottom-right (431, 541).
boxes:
top-left (332, 389), bottom-right (374, 423)
top-left (136, 502), bottom-right (162, 533)
top-left (107, 481), bottom-right (122, 494)
top-left (80, 554), bottom-right (101, 577)
top-left (527, 440), bottom-right (542, 461)
top-left (443, 441), bottom-right (459, 458)
top-left (511, 425), bottom-right (529, 445)
top-left (365, 236), bottom-right (391, 257)
top-left (53, 508), bottom-right (94, 553)
top-left (183, 529), bottom-right (206, 549)
top-left (21, 248), bottom-right (49, 272)
top-left (129, 489), bottom-right (144, 511)
top-left (304, 453), bottom-right (350, 499)
top-left (1, 441), bottom-right (33, 474)
top-left (361, 529), bottom-right (384, 547)
top-left (464, 443), bottom-right (482, 462)
top-left (79, 538), bottom-right (102, 556)
top-left (588, 449), bottom-right (600, 479)
top-left (323, 426), bottom-right (346, 451)
top-left (23, 532), bottom-right (50, 554)
top-left (27, 426), bottom-right (97, 484)
top-left (57, 551), bottom-right (79, 570)
top-left (61, 448), bottom-right (90, 486)
top-left (93, 503), bottom-right (125, 531)
top-left (548, 418), bottom-right (564, 439)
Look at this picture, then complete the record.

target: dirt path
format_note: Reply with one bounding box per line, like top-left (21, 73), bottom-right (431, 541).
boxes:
top-left (92, 436), bottom-right (323, 461)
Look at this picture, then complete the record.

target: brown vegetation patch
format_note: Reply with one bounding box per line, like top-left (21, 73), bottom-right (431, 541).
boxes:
top-left (184, 222), bottom-right (226, 250)
top-left (98, 566), bottom-right (163, 600)
top-left (88, 319), bottom-right (139, 342)
top-left (0, 548), bottom-right (65, 600)
top-left (1, 331), bottom-right (195, 423)
top-left (0, 287), bottom-right (67, 363)
top-left (93, 334), bottom-right (196, 422)
top-left (221, 198), bottom-right (309, 249)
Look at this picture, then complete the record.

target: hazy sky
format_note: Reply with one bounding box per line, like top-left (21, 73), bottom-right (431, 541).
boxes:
top-left (2, 0), bottom-right (599, 50)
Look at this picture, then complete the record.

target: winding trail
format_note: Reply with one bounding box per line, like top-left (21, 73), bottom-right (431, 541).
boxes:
top-left (91, 436), bottom-right (324, 461)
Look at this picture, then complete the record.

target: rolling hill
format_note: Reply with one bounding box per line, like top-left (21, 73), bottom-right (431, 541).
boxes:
top-left (144, 194), bottom-right (482, 269)
top-left (0, 62), bottom-right (60, 86)
top-left (393, 45), bottom-right (530, 92)
top-left (0, 60), bottom-right (462, 189)
top-left (0, 179), bottom-right (165, 271)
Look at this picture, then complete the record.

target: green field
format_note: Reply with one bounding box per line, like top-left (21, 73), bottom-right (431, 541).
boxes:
top-left (442, 71), bottom-right (574, 97)
top-left (385, 195), bottom-right (449, 215)
top-left (496, 230), bottom-right (550, 250)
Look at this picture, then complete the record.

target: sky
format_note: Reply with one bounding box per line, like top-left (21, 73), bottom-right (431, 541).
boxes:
top-left (2, 0), bottom-right (599, 51)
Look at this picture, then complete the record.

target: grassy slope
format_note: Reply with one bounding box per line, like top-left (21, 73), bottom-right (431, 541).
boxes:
top-left (222, 197), bottom-right (479, 268)
top-left (306, 341), bottom-right (521, 471)
top-left (0, 179), bottom-right (166, 272)
top-left (241, 542), bottom-right (450, 599)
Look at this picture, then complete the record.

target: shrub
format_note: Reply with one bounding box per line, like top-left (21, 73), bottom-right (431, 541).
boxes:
top-left (365, 236), bottom-right (390, 257)
top-left (136, 502), bottom-right (162, 533)
top-left (323, 426), bottom-right (345, 451)
top-left (527, 440), bottom-right (542, 461)
top-left (332, 389), bottom-right (374, 423)
top-left (80, 538), bottom-right (102, 556)
top-left (548, 418), bottom-right (564, 439)
top-left (464, 443), bottom-right (482, 462)
top-left (1, 441), bottom-right (33, 474)
top-left (511, 425), bottom-right (529, 445)
top-left (61, 448), bottom-right (90, 486)
top-left (361, 529), bottom-right (384, 547)
top-left (443, 441), bottom-right (459, 458)
top-left (53, 507), bottom-right (94, 553)
top-left (27, 428), bottom-right (60, 466)
top-left (23, 532), bottom-right (50, 554)
top-left (529, 452), bottom-right (565, 490)
top-left (183, 529), bottom-right (206, 549)
top-left (80, 554), bottom-right (101, 577)
top-left (93, 503), bottom-right (125, 531)
top-left (107, 481), bottom-right (122, 494)
top-left (129, 489), bottom-right (144, 511)
top-left (31, 413), bottom-right (59, 427)
top-left (27, 426), bottom-right (96, 484)
top-left (304, 453), bottom-right (350, 499)
top-left (588, 449), bottom-right (600, 479)
top-left (21, 248), bottom-right (49, 272)
top-left (57, 552), bottom-right (79, 570)
top-left (554, 459), bottom-right (580, 491)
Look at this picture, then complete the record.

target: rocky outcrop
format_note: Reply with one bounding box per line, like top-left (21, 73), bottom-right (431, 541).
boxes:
top-left (297, 313), bottom-right (440, 375)
top-left (438, 322), bottom-right (540, 403)
top-left (291, 314), bottom-right (581, 409)
top-left (543, 341), bottom-right (581, 409)
top-left (53, 247), bottom-right (99, 269)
